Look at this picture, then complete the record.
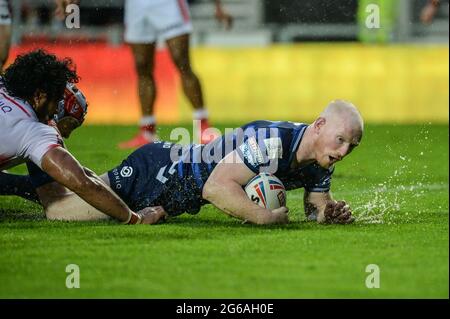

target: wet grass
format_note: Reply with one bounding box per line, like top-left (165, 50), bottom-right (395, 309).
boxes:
top-left (0, 123), bottom-right (448, 298)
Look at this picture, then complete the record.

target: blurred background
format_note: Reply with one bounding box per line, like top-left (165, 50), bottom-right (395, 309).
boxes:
top-left (6, 0), bottom-right (449, 125)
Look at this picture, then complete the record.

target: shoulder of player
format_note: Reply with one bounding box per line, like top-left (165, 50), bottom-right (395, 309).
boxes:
top-left (0, 92), bottom-right (36, 120)
top-left (261, 121), bottom-right (306, 138)
top-left (243, 120), bottom-right (299, 129)
top-left (240, 121), bottom-right (287, 138)
top-left (4, 116), bottom-right (59, 139)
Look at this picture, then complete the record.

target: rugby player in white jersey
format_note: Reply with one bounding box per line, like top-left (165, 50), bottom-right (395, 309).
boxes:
top-left (0, 49), bottom-right (161, 224)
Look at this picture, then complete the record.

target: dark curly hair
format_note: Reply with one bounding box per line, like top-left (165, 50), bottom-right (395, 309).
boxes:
top-left (2, 49), bottom-right (79, 102)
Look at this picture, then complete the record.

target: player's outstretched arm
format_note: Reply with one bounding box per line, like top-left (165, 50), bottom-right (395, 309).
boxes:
top-left (41, 147), bottom-right (141, 224)
top-left (304, 191), bottom-right (354, 224)
top-left (35, 170), bottom-right (167, 224)
top-left (203, 151), bottom-right (288, 225)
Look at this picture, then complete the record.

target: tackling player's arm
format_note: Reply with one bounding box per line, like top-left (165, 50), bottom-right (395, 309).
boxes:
top-left (304, 191), bottom-right (354, 224)
top-left (37, 172), bottom-right (167, 224)
top-left (40, 147), bottom-right (156, 224)
top-left (203, 150), bottom-right (288, 225)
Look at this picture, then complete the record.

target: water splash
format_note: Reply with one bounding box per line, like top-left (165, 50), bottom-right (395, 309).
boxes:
top-left (352, 124), bottom-right (442, 224)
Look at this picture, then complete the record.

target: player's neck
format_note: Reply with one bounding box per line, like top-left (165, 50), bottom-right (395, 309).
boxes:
top-left (295, 125), bottom-right (316, 166)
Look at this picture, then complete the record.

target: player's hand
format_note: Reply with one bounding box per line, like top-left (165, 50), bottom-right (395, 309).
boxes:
top-left (246, 207), bottom-right (288, 225)
top-left (215, 8), bottom-right (233, 30)
top-left (56, 117), bottom-right (81, 138)
top-left (47, 117), bottom-right (79, 139)
top-left (137, 206), bottom-right (168, 225)
top-left (323, 200), bottom-right (354, 224)
top-left (268, 206), bottom-right (289, 225)
top-left (420, 3), bottom-right (438, 25)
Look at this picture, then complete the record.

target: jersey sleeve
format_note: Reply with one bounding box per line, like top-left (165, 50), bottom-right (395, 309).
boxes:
top-left (235, 126), bottom-right (284, 174)
top-left (18, 122), bottom-right (63, 169)
top-left (303, 164), bottom-right (334, 193)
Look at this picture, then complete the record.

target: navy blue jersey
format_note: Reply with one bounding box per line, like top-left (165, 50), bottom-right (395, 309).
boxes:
top-left (107, 121), bottom-right (334, 216)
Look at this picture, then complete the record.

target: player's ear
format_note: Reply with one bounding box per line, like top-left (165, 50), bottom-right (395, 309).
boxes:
top-left (313, 117), bottom-right (326, 133)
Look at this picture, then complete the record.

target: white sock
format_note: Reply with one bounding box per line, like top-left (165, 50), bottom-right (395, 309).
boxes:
top-left (193, 108), bottom-right (208, 120)
top-left (140, 116), bottom-right (156, 126)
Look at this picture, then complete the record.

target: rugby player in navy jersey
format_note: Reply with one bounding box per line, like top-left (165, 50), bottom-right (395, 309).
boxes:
top-left (2, 100), bottom-right (363, 225)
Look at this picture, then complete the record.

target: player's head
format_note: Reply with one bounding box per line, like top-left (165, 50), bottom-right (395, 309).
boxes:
top-left (55, 83), bottom-right (88, 138)
top-left (312, 100), bottom-right (364, 169)
top-left (2, 49), bottom-right (79, 122)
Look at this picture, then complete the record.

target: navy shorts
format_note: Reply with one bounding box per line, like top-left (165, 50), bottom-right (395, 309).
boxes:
top-left (107, 142), bottom-right (174, 212)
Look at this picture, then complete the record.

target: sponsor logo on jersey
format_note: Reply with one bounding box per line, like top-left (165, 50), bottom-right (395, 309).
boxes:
top-left (264, 137), bottom-right (283, 160)
top-left (0, 100), bottom-right (12, 114)
top-left (120, 166), bottom-right (133, 178)
top-left (111, 168), bottom-right (122, 189)
top-left (239, 136), bottom-right (264, 167)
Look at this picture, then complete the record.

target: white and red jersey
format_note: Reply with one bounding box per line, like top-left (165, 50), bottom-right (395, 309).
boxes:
top-left (0, 80), bottom-right (63, 170)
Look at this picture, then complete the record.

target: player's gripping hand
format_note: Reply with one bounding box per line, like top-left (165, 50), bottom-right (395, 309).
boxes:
top-left (136, 206), bottom-right (168, 225)
top-left (243, 206), bottom-right (289, 225)
top-left (324, 200), bottom-right (354, 224)
top-left (267, 206), bottom-right (289, 225)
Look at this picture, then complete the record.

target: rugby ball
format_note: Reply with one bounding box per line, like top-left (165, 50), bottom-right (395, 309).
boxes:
top-left (244, 173), bottom-right (286, 210)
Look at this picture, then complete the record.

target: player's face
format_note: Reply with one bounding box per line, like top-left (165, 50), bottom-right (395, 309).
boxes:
top-left (315, 119), bottom-right (361, 169)
top-left (33, 94), bottom-right (59, 123)
top-left (46, 99), bottom-right (59, 120)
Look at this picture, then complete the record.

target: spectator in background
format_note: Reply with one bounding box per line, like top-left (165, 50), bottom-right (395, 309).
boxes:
top-left (0, 0), bottom-right (78, 71)
top-left (420, 0), bottom-right (441, 24)
top-left (118, 0), bottom-right (233, 149)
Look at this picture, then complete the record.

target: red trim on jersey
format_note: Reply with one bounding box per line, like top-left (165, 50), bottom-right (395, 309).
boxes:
top-left (0, 155), bottom-right (13, 165)
top-left (1, 93), bottom-right (32, 118)
top-left (177, 0), bottom-right (190, 22)
top-left (0, 155), bottom-right (15, 170)
top-left (46, 144), bottom-right (61, 153)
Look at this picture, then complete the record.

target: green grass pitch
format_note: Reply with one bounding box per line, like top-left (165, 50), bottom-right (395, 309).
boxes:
top-left (0, 123), bottom-right (448, 298)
